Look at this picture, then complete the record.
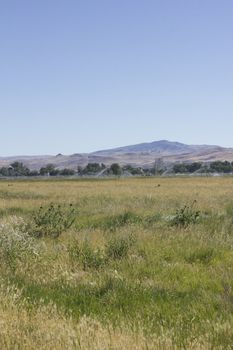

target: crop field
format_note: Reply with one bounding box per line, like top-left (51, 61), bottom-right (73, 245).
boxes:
top-left (0, 177), bottom-right (233, 349)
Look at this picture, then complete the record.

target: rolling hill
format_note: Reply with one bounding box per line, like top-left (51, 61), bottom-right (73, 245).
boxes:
top-left (0, 140), bottom-right (233, 170)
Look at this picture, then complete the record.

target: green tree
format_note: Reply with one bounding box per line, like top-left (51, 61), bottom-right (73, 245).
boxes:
top-left (10, 162), bottom-right (30, 176)
top-left (83, 163), bottom-right (104, 175)
top-left (40, 164), bottom-right (59, 176)
top-left (210, 161), bottom-right (233, 173)
top-left (173, 164), bottom-right (188, 173)
top-left (110, 163), bottom-right (122, 176)
top-left (186, 162), bottom-right (202, 173)
top-left (0, 167), bottom-right (9, 176)
top-left (60, 168), bottom-right (75, 176)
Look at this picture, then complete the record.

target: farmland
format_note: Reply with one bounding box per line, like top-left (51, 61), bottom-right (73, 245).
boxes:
top-left (0, 177), bottom-right (233, 349)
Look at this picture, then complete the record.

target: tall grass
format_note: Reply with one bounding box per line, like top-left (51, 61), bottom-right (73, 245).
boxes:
top-left (0, 177), bottom-right (233, 348)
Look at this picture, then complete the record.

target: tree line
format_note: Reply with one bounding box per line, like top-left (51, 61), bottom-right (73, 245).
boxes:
top-left (0, 162), bottom-right (124, 177)
top-left (172, 161), bottom-right (233, 174)
top-left (1, 160), bottom-right (233, 177)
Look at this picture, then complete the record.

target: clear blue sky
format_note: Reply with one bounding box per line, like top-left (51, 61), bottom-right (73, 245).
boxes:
top-left (1, 0), bottom-right (233, 155)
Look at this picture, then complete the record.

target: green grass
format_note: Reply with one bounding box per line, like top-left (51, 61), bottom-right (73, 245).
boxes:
top-left (0, 189), bottom-right (46, 200)
top-left (0, 177), bottom-right (233, 348)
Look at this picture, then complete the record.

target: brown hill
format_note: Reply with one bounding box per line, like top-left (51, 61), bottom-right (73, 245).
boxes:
top-left (0, 140), bottom-right (233, 170)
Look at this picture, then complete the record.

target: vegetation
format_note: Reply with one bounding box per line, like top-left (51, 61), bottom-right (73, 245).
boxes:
top-left (110, 162), bottom-right (122, 175)
top-left (81, 163), bottom-right (106, 175)
top-left (30, 203), bottom-right (77, 238)
top-left (2, 160), bottom-right (233, 178)
top-left (168, 200), bottom-right (201, 227)
top-left (173, 160), bottom-right (233, 174)
top-left (173, 162), bottom-right (202, 173)
top-left (0, 177), bottom-right (233, 348)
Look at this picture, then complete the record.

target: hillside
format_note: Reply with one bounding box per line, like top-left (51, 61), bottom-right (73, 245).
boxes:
top-left (94, 140), bottom-right (220, 155)
top-left (0, 140), bottom-right (233, 170)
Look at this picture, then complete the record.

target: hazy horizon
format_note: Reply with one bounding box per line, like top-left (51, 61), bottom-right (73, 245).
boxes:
top-left (1, 1), bottom-right (233, 155)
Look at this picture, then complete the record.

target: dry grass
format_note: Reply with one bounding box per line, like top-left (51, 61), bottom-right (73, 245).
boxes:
top-left (0, 283), bottom-right (228, 350)
top-left (0, 177), bottom-right (233, 349)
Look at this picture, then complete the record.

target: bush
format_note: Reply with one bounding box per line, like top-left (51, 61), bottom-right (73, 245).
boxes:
top-left (105, 234), bottom-right (136, 260)
top-left (30, 203), bottom-right (77, 238)
top-left (0, 216), bottom-right (39, 270)
top-left (169, 201), bottom-right (200, 227)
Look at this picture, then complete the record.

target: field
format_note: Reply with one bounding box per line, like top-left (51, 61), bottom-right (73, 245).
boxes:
top-left (0, 177), bottom-right (233, 349)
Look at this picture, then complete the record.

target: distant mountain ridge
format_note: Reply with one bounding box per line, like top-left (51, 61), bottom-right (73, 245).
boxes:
top-left (93, 140), bottom-right (222, 156)
top-left (0, 140), bottom-right (233, 170)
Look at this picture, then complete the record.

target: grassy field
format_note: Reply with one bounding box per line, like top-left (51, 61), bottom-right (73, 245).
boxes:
top-left (0, 177), bottom-right (233, 349)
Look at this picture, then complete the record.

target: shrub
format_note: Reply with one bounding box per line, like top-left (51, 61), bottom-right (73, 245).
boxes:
top-left (105, 234), bottom-right (136, 260)
top-left (0, 216), bottom-right (39, 270)
top-left (30, 203), bottom-right (76, 238)
top-left (169, 201), bottom-right (200, 228)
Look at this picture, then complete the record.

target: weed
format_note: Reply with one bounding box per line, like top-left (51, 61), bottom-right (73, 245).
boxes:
top-left (0, 217), bottom-right (39, 270)
top-left (169, 201), bottom-right (200, 227)
top-left (30, 203), bottom-right (77, 238)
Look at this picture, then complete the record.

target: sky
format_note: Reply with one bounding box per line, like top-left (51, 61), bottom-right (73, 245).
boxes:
top-left (1, 0), bottom-right (233, 156)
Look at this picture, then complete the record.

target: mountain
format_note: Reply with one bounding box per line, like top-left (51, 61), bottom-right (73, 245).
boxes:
top-left (0, 140), bottom-right (233, 170)
top-left (93, 140), bottom-right (221, 156)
